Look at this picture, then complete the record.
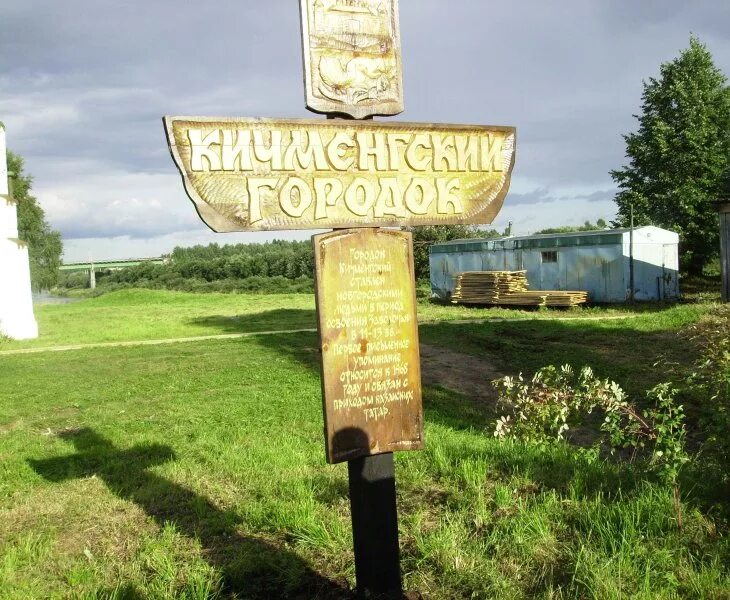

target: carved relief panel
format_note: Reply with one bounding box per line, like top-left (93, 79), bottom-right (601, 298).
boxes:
top-left (300, 0), bottom-right (404, 119)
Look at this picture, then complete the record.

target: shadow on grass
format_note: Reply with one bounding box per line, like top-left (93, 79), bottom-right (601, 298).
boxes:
top-left (188, 309), bottom-right (317, 334)
top-left (418, 317), bottom-right (694, 398)
top-left (29, 428), bottom-right (351, 599)
top-left (186, 307), bottom-right (695, 403)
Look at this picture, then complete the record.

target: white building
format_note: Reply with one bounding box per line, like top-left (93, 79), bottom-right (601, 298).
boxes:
top-left (429, 226), bottom-right (680, 303)
top-left (0, 124), bottom-right (38, 339)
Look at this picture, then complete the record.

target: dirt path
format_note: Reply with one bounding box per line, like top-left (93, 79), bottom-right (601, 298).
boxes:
top-left (0, 329), bottom-right (320, 356)
top-left (419, 343), bottom-right (503, 405)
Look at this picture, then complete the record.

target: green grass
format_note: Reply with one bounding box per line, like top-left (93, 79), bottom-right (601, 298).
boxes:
top-left (1, 288), bottom-right (705, 351)
top-left (1, 290), bottom-right (728, 598)
top-left (420, 303), bottom-right (710, 398)
top-left (1, 290), bottom-right (318, 349)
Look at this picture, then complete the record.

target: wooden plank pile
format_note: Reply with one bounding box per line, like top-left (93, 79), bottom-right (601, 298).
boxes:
top-left (451, 271), bottom-right (588, 307)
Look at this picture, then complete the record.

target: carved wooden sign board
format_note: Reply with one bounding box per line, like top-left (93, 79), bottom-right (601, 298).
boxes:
top-left (314, 228), bottom-right (423, 463)
top-left (165, 117), bottom-right (515, 233)
top-left (164, 0), bottom-right (516, 465)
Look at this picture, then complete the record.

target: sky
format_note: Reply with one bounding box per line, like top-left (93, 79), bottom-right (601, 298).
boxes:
top-left (1, 0), bottom-right (729, 262)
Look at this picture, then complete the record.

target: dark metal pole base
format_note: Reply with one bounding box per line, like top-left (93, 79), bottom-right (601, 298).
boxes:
top-left (348, 452), bottom-right (402, 599)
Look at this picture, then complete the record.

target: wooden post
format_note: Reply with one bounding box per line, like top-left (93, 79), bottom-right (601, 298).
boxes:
top-left (318, 99), bottom-right (407, 594)
top-left (314, 226), bottom-right (420, 598)
top-left (164, 6), bottom-right (517, 600)
top-left (348, 453), bottom-right (402, 599)
top-left (718, 199), bottom-right (730, 303)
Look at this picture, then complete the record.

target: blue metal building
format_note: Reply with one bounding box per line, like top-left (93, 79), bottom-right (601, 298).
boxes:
top-left (429, 226), bottom-right (679, 303)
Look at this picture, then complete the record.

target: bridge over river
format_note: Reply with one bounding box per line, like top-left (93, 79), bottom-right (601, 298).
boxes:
top-left (59, 257), bottom-right (166, 288)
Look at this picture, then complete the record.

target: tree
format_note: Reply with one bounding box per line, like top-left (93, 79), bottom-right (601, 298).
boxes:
top-left (7, 151), bottom-right (63, 290)
top-left (611, 37), bottom-right (730, 274)
top-left (535, 219), bottom-right (607, 235)
top-left (404, 224), bottom-right (499, 280)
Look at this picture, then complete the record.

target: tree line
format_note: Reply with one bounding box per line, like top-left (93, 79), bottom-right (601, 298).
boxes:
top-left (59, 240), bottom-right (317, 294)
top-left (57, 226), bottom-right (502, 293)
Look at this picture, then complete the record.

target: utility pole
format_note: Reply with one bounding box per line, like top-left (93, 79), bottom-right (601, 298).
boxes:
top-left (629, 204), bottom-right (635, 302)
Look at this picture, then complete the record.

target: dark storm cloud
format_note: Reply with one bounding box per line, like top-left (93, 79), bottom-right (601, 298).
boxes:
top-left (0, 0), bottom-right (728, 248)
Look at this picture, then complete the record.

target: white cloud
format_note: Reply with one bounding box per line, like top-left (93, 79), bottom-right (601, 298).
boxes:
top-left (35, 170), bottom-right (198, 239)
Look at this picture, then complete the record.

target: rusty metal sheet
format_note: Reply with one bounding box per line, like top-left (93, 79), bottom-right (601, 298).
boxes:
top-left (164, 116), bottom-right (516, 232)
top-left (314, 228), bottom-right (423, 463)
top-left (299, 0), bottom-right (404, 119)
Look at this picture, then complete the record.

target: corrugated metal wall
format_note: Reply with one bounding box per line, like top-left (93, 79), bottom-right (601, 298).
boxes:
top-left (429, 245), bottom-right (626, 302)
top-left (429, 229), bottom-right (680, 303)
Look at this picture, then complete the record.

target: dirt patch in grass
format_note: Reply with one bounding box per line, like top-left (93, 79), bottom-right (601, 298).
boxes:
top-left (419, 343), bottom-right (503, 407)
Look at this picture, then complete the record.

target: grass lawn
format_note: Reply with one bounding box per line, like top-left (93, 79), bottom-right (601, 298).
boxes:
top-left (1, 290), bottom-right (728, 598)
top-left (0, 289), bottom-right (708, 351)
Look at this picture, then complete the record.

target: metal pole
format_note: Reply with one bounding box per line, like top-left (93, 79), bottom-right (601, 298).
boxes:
top-left (629, 204), bottom-right (635, 302)
top-left (348, 453), bottom-right (402, 599)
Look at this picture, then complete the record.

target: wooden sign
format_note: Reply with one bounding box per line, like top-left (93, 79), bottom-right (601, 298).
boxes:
top-left (299, 0), bottom-right (404, 119)
top-left (164, 116), bottom-right (516, 232)
top-left (314, 228), bottom-right (423, 463)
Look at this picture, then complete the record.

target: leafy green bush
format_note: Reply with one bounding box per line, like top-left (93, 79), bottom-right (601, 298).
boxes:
top-left (683, 305), bottom-right (730, 461)
top-left (493, 366), bottom-right (689, 495)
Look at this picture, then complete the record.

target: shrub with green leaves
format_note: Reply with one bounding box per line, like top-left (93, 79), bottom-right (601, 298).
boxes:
top-left (493, 365), bottom-right (688, 488)
top-left (683, 304), bottom-right (730, 462)
top-left (493, 365), bottom-right (623, 442)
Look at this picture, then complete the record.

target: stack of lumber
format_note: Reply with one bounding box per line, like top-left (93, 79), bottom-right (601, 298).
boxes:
top-left (493, 290), bottom-right (589, 307)
top-left (451, 271), bottom-right (588, 307)
top-left (451, 271), bottom-right (529, 303)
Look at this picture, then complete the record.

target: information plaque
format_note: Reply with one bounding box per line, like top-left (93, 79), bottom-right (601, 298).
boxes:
top-left (314, 228), bottom-right (423, 463)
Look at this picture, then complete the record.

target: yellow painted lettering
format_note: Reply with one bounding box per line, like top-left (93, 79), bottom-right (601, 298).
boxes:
top-left (404, 177), bottom-right (435, 214)
top-left (356, 132), bottom-right (389, 171)
top-left (253, 130), bottom-right (283, 170)
top-left (246, 178), bottom-right (278, 223)
top-left (455, 135), bottom-right (479, 171)
top-left (314, 178), bottom-right (343, 220)
top-left (374, 178), bottom-right (406, 218)
top-left (437, 178), bottom-right (463, 214)
top-left (432, 134), bottom-right (458, 172)
top-left (327, 132), bottom-right (355, 171)
top-left (189, 129), bottom-right (221, 171)
top-left (283, 131), bottom-right (329, 171)
top-left (222, 129), bottom-right (253, 171)
top-left (279, 177), bottom-right (313, 217)
top-left (481, 134), bottom-right (504, 172)
top-left (345, 177), bottom-right (376, 216)
top-left (405, 134), bottom-right (431, 171)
